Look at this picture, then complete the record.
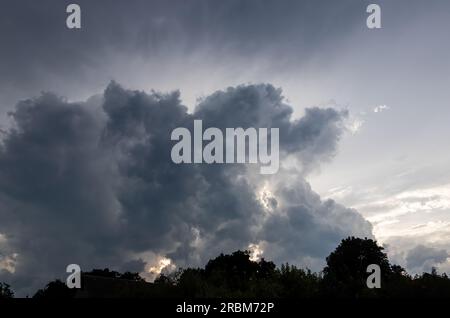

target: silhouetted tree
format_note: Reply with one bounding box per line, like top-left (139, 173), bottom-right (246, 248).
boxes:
top-left (119, 271), bottom-right (146, 282)
top-left (411, 269), bottom-right (450, 298)
top-left (278, 264), bottom-right (321, 298)
top-left (176, 268), bottom-right (207, 297)
top-left (84, 268), bottom-right (145, 282)
top-left (84, 268), bottom-right (120, 279)
top-left (0, 282), bottom-right (14, 299)
top-left (33, 280), bottom-right (76, 299)
top-left (18, 238), bottom-right (450, 299)
top-left (201, 250), bottom-right (278, 296)
top-left (154, 274), bottom-right (174, 285)
top-left (322, 236), bottom-right (392, 297)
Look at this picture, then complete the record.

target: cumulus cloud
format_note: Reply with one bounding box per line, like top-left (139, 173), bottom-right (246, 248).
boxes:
top-left (0, 82), bottom-right (372, 295)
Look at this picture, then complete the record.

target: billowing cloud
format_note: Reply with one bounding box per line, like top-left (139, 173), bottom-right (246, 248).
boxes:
top-left (0, 82), bottom-right (372, 295)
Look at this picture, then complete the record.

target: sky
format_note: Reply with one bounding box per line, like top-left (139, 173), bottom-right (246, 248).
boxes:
top-left (0, 0), bottom-right (450, 295)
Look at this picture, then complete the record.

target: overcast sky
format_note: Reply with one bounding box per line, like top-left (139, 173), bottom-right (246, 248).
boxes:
top-left (1, 0), bottom-right (450, 295)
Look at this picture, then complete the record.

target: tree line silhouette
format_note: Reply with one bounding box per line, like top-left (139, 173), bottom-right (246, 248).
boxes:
top-left (2, 237), bottom-right (450, 298)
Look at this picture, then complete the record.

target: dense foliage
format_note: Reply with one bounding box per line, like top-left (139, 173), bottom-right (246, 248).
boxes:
top-left (2, 237), bottom-right (450, 298)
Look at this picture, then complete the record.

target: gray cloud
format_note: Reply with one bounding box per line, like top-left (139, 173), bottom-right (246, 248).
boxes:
top-left (0, 0), bottom-right (373, 113)
top-left (259, 178), bottom-right (374, 269)
top-left (0, 92), bottom-right (124, 295)
top-left (0, 82), bottom-right (372, 295)
top-left (406, 245), bottom-right (449, 273)
top-left (1, 0), bottom-right (450, 297)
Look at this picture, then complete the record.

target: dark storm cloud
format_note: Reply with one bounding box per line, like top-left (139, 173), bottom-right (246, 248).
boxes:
top-left (0, 0), bottom-right (439, 117)
top-left (0, 0), bottom-right (370, 110)
top-left (0, 92), bottom-right (124, 294)
top-left (0, 0), bottom-right (365, 67)
top-left (194, 85), bottom-right (347, 172)
top-left (260, 180), bottom-right (374, 265)
top-left (0, 82), bottom-right (372, 295)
